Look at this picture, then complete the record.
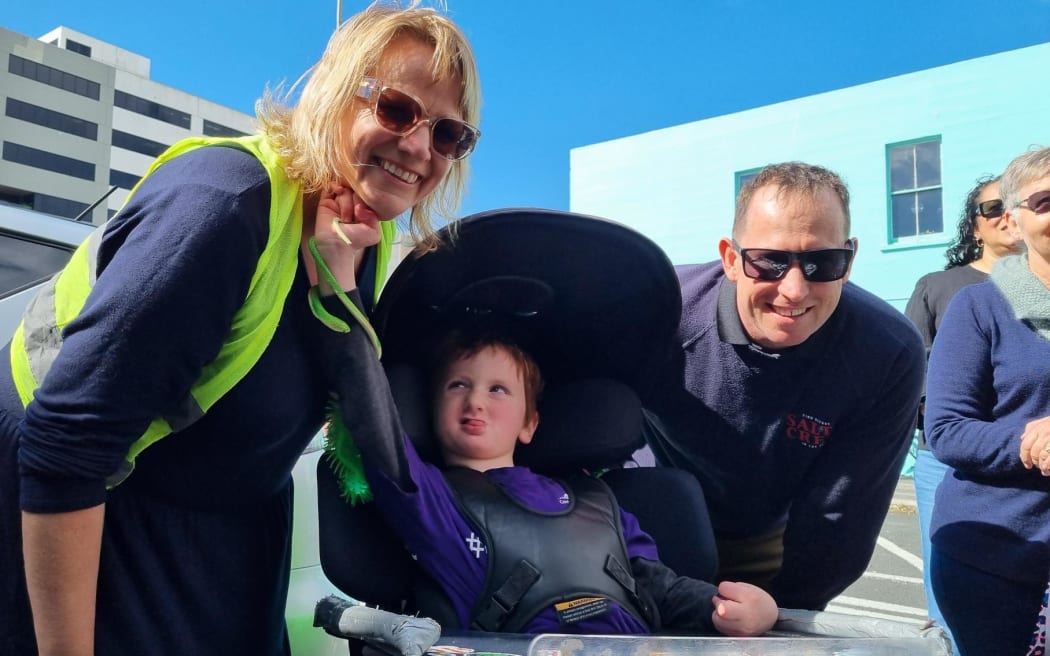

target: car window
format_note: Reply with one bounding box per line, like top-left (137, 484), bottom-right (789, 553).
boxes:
top-left (0, 231), bottom-right (77, 299)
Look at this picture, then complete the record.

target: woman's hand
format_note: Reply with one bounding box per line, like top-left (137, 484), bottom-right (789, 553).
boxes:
top-left (312, 183), bottom-right (383, 294)
top-left (1019, 415), bottom-right (1050, 476)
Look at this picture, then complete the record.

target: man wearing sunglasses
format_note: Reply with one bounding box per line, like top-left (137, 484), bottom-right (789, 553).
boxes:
top-left (642, 162), bottom-right (925, 612)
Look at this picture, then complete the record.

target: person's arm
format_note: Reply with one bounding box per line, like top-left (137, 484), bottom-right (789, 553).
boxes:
top-left (18, 147), bottom-right (271, 654)
top-left (633, 554), bottom-right (778, 637)
top-left (630, 554), bottom-right (781, 633)
top-left (903, 276), bottom-right (935, 354)
top-left (309, 187), bottom-right (416, 489)
top-left (903, 277), bottom-right (932, 430)
top-left (622, 509), bottom-right (750, 635)
top-left (22, 506), bottom-right (104, 656)
top-left (315, 291), bottom-right (417, 490)
top-left (631, 557), bottom-right (717, 633)
top-left (925, 289), bottom-right (1031, 476)
top-left (769, 334), bottom-right (924, 610)
top-left (310, 245), bottom-right (491, 623)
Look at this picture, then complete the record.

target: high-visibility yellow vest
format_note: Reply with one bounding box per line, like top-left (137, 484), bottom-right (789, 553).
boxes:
top-left (10, 134), bottom-right (396, 487)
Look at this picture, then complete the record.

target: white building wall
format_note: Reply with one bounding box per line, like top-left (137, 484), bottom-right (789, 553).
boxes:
top-left (0, 24), bottom-right (253, 224)
top-left (39, 26), bottom-right (151, 77)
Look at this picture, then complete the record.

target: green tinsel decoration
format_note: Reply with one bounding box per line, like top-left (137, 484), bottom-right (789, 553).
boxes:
top-left (322, 400), bottom-right (373, 505)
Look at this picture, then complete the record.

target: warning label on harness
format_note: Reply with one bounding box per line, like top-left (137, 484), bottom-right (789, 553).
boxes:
top-left (554, 596), bottom-right (610, 624)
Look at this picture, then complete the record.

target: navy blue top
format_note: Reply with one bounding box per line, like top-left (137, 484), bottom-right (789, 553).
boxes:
top-left (905, 264), bottom-right (988, 354)
top-left (0, 145), bottom-right (345, 655)
top-left (644, 261), bottom-right (924, 610)
top-left (926, 279), bottom-right (1050, 582)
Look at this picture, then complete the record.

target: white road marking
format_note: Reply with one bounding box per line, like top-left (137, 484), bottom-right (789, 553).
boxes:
top-left (876, 535), bottom-right (925, 572)
top-left (832, 595), bottom-right (928, 617)
top-left (825, 604), bottom-right (929, 624)
top-left (860, 571), bottom-right (923, 585)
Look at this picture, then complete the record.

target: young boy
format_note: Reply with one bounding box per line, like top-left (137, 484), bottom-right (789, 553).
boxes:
top-left (324, 326), bottom-right (777, 636)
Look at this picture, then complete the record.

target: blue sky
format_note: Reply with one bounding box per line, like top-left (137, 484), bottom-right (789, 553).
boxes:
top-left (5, 1), bottom-right (1050, 217)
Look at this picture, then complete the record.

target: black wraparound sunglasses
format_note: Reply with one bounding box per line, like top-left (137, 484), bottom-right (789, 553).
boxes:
top-left (733, 240), bottom-right (855, 282)
top-left (977, 199), bottom-right (1005, 219)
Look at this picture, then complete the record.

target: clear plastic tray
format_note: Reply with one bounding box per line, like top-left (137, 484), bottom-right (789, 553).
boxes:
top-left (425, 610), bottom-right (954, 656)
top-left (528, 633), bottom-right (949, 656)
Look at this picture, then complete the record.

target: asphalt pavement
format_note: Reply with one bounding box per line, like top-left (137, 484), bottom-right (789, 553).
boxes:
top-left (828, 476), bottom-right (931, 628)
top-left (890, 475), bottom-right (917, 513)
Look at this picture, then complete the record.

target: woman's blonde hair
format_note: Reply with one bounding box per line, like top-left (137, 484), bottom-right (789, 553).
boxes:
top-left (257, 1), bottom-right (480, 249)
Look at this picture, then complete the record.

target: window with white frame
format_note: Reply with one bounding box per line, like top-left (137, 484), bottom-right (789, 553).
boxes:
top-left (887, 138), bottom-right (942, 240)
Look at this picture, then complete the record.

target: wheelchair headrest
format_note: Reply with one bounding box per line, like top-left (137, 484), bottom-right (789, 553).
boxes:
top-left (386, 363), bottom-right (644, 474)
top-left (374, 209), bottom-right (682, 391)
top-left (518, 377), bottom-right (643, 474)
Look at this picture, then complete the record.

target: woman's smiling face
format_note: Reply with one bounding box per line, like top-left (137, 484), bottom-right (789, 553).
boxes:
top-left (340, 36), bottom-right (463, 220)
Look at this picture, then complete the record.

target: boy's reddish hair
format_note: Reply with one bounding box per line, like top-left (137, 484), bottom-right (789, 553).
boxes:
top-left (430, 331), bottom-right (544, 423)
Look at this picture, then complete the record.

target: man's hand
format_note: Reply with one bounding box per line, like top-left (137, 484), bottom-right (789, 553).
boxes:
top-left (710, 580), bottom-right (779, 637)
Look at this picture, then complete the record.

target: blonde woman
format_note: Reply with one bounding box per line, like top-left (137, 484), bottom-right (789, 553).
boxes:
top-left (0, 3), bottom-right (481, 654)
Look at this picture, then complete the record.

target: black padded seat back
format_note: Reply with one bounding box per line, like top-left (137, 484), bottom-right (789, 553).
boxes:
top-left (385, 362), bottom-right (443, 465)
top-left (599, 467), bottom-right (718, 582)
top-left (316, 363), bottom-right (458, 621)
top-left (516, 377), bottom-right (644, 475)
top-left (316, 455), bottom-right (415, 610)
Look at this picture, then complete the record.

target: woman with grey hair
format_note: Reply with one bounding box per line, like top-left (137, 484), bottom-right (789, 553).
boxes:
top-left (926, 146), bottom-right (1050, 653)
top-left (904, 173), bottom-right (1020, 648)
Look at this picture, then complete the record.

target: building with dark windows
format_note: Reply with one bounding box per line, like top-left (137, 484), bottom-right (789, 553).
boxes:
top-left (569, 41), bottom-right (1050, 309)
top-left (0, 25), bottom-right (252, 224)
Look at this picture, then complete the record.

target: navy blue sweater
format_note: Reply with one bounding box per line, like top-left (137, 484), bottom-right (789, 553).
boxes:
top-left (644, 261), bottom-right (924, 610)
top-left (0, 146), bottom-right (349, 655)
top-left (926, 280), bottom-right (1050, 583)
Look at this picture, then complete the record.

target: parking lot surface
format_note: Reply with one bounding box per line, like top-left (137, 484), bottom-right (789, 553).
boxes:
top-left (829, 477), bottom-right (931, 627)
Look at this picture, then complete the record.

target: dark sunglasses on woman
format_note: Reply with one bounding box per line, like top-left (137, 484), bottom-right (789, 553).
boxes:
top-left (357, 77), bottom-right (480, 161)
top-left (1015, 190), bottom-right (1050, 215)
top-left (733, 240), bottom-right (856, 282)
top-left (977, 199), bottom-right (1005, 219)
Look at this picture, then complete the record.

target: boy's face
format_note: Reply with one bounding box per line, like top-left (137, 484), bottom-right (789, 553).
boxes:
top-left (433, 346), bottom-right (538, 470)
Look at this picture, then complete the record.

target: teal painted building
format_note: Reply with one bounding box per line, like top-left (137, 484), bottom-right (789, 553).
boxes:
top-left (569, 41), bottom-right (1050, 310)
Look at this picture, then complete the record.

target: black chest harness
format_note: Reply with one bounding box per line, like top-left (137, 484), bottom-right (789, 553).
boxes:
top-left (443, 468), bottom-right (657, 633)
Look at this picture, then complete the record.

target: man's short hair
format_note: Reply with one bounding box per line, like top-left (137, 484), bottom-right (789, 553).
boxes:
top-left (1000, 146), bottom-right (1050, 210)
top-left (734, 162), bottom-right (851, 238)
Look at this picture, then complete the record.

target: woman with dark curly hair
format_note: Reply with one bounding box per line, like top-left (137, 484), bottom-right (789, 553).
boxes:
top-left (904, 174), bottom-right (1020, 647)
